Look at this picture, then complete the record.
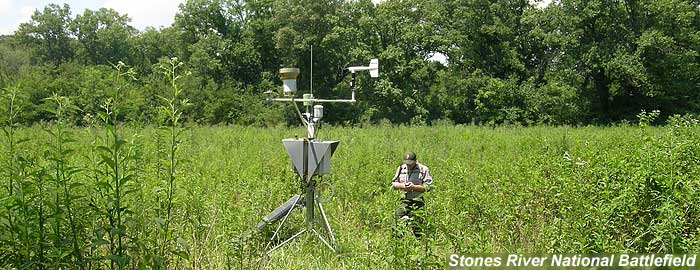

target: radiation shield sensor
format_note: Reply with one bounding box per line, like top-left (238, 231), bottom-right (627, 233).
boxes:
top-left (279, 68), bottom-right (300, 96)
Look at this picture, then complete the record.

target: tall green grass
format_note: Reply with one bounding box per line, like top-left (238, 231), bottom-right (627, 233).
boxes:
top-left (154, 57), bottom-right (191, 268)
top-left (1, 84), bottom-right (700, 269)
top-left (44, 94), bottom-right (84, 268)
top-left (91, 62), bottom-right (139, 269)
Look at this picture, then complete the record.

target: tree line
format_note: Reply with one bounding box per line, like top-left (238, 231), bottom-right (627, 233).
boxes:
top-left (1, 0), bottom-right (699, 126)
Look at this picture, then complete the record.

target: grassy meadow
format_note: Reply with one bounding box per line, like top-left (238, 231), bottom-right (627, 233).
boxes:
top-left (1, 118), bottom-right (700, 269)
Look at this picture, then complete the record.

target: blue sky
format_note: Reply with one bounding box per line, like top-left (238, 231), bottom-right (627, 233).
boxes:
top-left (0, 0), bottom-right (185, 35)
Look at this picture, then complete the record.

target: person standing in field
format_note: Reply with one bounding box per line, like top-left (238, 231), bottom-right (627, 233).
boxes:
top-left (391, 151), bottom-right (432, 234)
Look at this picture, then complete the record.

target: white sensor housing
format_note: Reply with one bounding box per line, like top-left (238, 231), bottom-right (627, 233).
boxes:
top-left (348, 59), bottom-right (379, 78)
top-left (279, 68), bottom-right (300, 95)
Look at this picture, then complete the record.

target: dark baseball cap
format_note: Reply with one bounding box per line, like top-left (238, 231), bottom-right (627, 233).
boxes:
top-left (403, 151), bottom-right (417, 165)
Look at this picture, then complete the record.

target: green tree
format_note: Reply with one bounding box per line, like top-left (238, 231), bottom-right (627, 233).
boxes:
top-left (16, 4), bottom-right (74, 65)
top-left (0, 36), bottom-right (32, 87)
top-left (545, 0), bottom-right (700, 121)
top-left (132, 27), bottom-right (182, 72)
top-left (70, 8), bottom-right (137, 65)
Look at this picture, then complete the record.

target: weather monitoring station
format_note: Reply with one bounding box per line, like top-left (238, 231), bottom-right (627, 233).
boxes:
top-left (257, 56), bottom-right (379, 254)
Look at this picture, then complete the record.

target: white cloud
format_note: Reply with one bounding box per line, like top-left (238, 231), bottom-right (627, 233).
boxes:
top-left (19, 5), bottom-right (34, 20)
top-left (17, 5), bottom-right (35, 27)
top-left (0, 0), bottom-right (11, 16)
top-left (0, 5), bottom-right (33, 35)
top-left (104, 0), bottom-right (185, 30)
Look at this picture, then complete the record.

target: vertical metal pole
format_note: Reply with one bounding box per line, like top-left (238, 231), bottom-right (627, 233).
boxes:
top-left (350, 72), bottom-right (357, 101)
top-left (310, 45), bottom-right (313, 96)
top-left (303, 139), bottom-right (314, 230)
top-left (306, 105), bottom-right (315, 139)
top-left (306, 184), bottom-right (315, 230)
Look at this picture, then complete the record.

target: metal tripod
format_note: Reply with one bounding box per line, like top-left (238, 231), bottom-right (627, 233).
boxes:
top-left (265, 139), bottom-right (337, 255)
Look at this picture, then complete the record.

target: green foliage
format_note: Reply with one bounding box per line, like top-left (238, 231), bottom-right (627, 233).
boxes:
top-left (1, 118), bottom-right (700, 268)
top-left (91, 62), bottom-right (140, 269)
top-left (0, 36), bottom-right (32, 87)
top-left (44, 94), bottom-right (86, 267)
top-left (16, 3), bottom-right (74, 65)
top-left (0, 2), bottom-right (699, 267)
top-left (4, 0), bottom-right (700, 125)
top-left (154, 57), bottom-right (191, 268)
top-left (70, 8), bottom-right (137, 65)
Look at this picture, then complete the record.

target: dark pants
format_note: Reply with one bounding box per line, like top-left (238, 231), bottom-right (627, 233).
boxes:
top-left (394, 198), bottom-right (425, 220)
top-left (394, 198), bottom-right (425, 237)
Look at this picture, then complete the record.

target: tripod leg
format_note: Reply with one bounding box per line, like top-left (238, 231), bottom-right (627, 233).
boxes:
top-left (266, 194), bottom-right (302, 250)
top-left (316, 200), bottom-right (336, 247)
top-left (311, 228), bottom-right (335, 252)
top-left (267, 229), bottom-right (307, 255)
